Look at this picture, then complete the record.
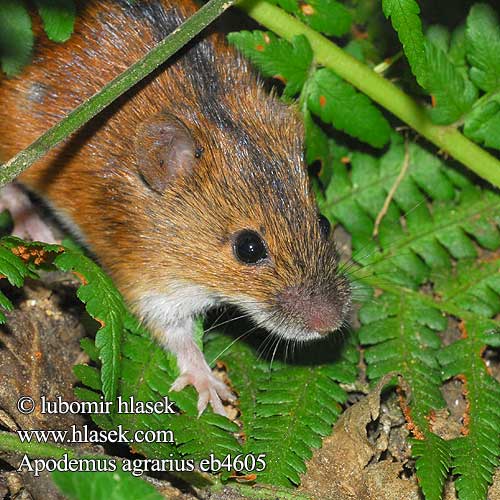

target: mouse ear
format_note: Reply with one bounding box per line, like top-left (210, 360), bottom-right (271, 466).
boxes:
top-left (135, 112), bottom-right (196, 193)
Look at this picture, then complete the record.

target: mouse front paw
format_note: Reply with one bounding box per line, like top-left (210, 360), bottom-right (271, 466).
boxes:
top-left (170, 366), bottom-right (234, 417)
top-left (0, 184), bottom-right (58, 243)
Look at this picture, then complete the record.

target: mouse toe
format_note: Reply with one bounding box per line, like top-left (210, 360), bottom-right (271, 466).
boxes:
top-left (170, 366), bottom-right (233, 417)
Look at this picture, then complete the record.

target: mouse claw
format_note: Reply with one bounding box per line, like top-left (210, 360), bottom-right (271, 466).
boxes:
top-left (170, 368), bottom-right (234, 418)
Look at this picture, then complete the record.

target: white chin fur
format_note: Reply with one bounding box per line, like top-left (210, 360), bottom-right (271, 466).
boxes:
top-left (136, 283), bottom-right (220, 329)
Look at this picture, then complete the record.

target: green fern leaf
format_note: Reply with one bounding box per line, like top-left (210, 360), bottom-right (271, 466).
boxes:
top-left (55, 251), bottom-right (126, 402)
top-left (433, 258), bottom-right (500, 318)
top-left (295, 0), bottom-right (352, 37)
top-left (384, 0), bottom-right (477, 124)
top-left (73, 387), bottom-right (114, 430)
top-left (271, 0), bottom-right (299, 13)
top-left (320, 138), bottom-right (500, 289)
top-left (0, 246), bottom-right (31, 287)
top-left (464, 96), bottom-right (500, 151)
top-left (465, 3), bottom-right (500, 92)
top-left (307, 68), bottom-right (391, 148)
top-left (80, 337), bottom-right (99, 362)
top-left (0, 293), bottom-right (13, 323)
top-left (203, 330), bottom-right (268, 444)
top-left (204, 329), bottom-right (359, 486)
top-left (305, 115), bottom-right (349, 189)
top-left (448, 24), bottom-right (468, 76)
top-left (358, 293), bottom-right (446, 432)
top-left (227, 31), bottom-right (312, 97)
top-left (303, 111), bottom-right (331, 169)
top-left (318, 129), bottom-right (499, 499)
top-left (412, 434), bottom-right (452, 500)
top-left (437, 317), bottom-right (500, 500)
top-left (0, 237), bottom-right (62, 321)
top-left (0, 238), bottom-right (127, 404)
top-left (247, 340), bottom-right (357, 486)
top-left (267, 0), bottom-right (352, 37)
top-left (34, 0), bottom-right (76, 43)
top-left (73, 364), bottom-right (101, 392)
top-left (382, 0), bottom-right (426, 76)
top-left (53, 468), bottom-right (164, 500)
top-left (424, 40), bottom-right (478, 124)
top-left (426, 25), bottom-right (450, 54)
top-left (0, 0), bottom-right (33, 76)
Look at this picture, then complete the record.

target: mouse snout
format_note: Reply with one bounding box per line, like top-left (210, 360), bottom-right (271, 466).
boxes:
top-left (278, 285), bottom-right (346, 335)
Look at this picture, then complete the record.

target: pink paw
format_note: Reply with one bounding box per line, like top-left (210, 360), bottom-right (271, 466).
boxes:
top-left (170, 366), bottom-right (234, 417)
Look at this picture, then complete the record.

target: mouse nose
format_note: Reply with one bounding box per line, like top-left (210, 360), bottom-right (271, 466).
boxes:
top-left (306, 308), bottom-right (338, 333)
top-left (278, 285), bottom-right (345, 335)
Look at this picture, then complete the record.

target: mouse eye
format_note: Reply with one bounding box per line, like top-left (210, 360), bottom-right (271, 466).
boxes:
top-left (319, 214), bottom-right (331, 239)
top-left (233, 230), bottom-right (268, 264)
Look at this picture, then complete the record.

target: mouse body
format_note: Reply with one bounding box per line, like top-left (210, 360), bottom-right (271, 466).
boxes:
top-left (0, 0), bottom-right (351, 415)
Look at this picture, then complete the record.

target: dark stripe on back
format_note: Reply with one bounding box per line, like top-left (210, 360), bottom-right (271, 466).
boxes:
top-left (116, 0), bottom-right (182, 42)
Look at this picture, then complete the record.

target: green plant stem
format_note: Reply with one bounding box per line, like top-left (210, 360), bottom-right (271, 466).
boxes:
top-left (0, 0), bottom-right (237, 187)
top-left (238, 0), bottom-right (500, 189)
top-left (0, 431), bottom-right (76, 458)
top-left (209, 482), bottom-right (311, 499)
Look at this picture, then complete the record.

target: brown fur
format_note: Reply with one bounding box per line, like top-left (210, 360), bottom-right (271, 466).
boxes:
top-left (0, 0), bottom-right (350, 339)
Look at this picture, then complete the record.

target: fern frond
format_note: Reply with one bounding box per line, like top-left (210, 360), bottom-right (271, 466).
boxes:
top-left (75, 317), bottom-right (242, 462)
top-left (358, 293), bottom-right (446, 434)
top-left (55, 250), bottom-right (127, 402)
top-left (268, 0), bottom-right (352, 37)
top-left (321, 137), bottom-right (500, 290)
top-left (0, 1), bottom-right (33, 76)
top-left (34, 0), bottom-right (76, 43)
top-left (433, 258), bottom-right (500, 318)
top-left (0, 237), bottom-right (62, 322)
top-left (240, 337), bottom-right (358, 487)
top-left (0, 246), bottom-right (31, 322)
top-left (412, 433), bottom-right (452, 500)
top-left (203, 331), bottom-right (269, 442)
top-left (227, 31), bottom-right (313, 97)
top-left (320, 133), bottom-right (499, 500)
top-left (0, 237), bottom-right (132, 402)
top-left (437, 318), bottom-right (500, 500)
top-left (52, 468), bottom-right (164, 500)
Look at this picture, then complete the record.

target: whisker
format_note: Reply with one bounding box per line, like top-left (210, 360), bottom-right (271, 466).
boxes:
top-left (204, 308), bottom-right (227, 332)
top-left (208, 328), bottom-right (254, 367)
top-left (284, 338), bottom-right (290, 364)
top-left (204, 311), bottom-right (252, 334)
top-left (256, 329), bottom-right (275, 361)
top-left (270, 336), bottom-right (283, 371)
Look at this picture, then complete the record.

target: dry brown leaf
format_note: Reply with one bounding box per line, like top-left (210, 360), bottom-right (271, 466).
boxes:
top-left (299, 373), bottom-right (421, 500)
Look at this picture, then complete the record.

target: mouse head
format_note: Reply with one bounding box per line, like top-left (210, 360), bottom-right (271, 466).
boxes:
top-left (133, 100), bottom-right (351, 342)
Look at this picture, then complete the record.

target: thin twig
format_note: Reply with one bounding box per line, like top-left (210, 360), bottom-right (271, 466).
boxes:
top-left (372, 138), bottom-right (410, 238)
